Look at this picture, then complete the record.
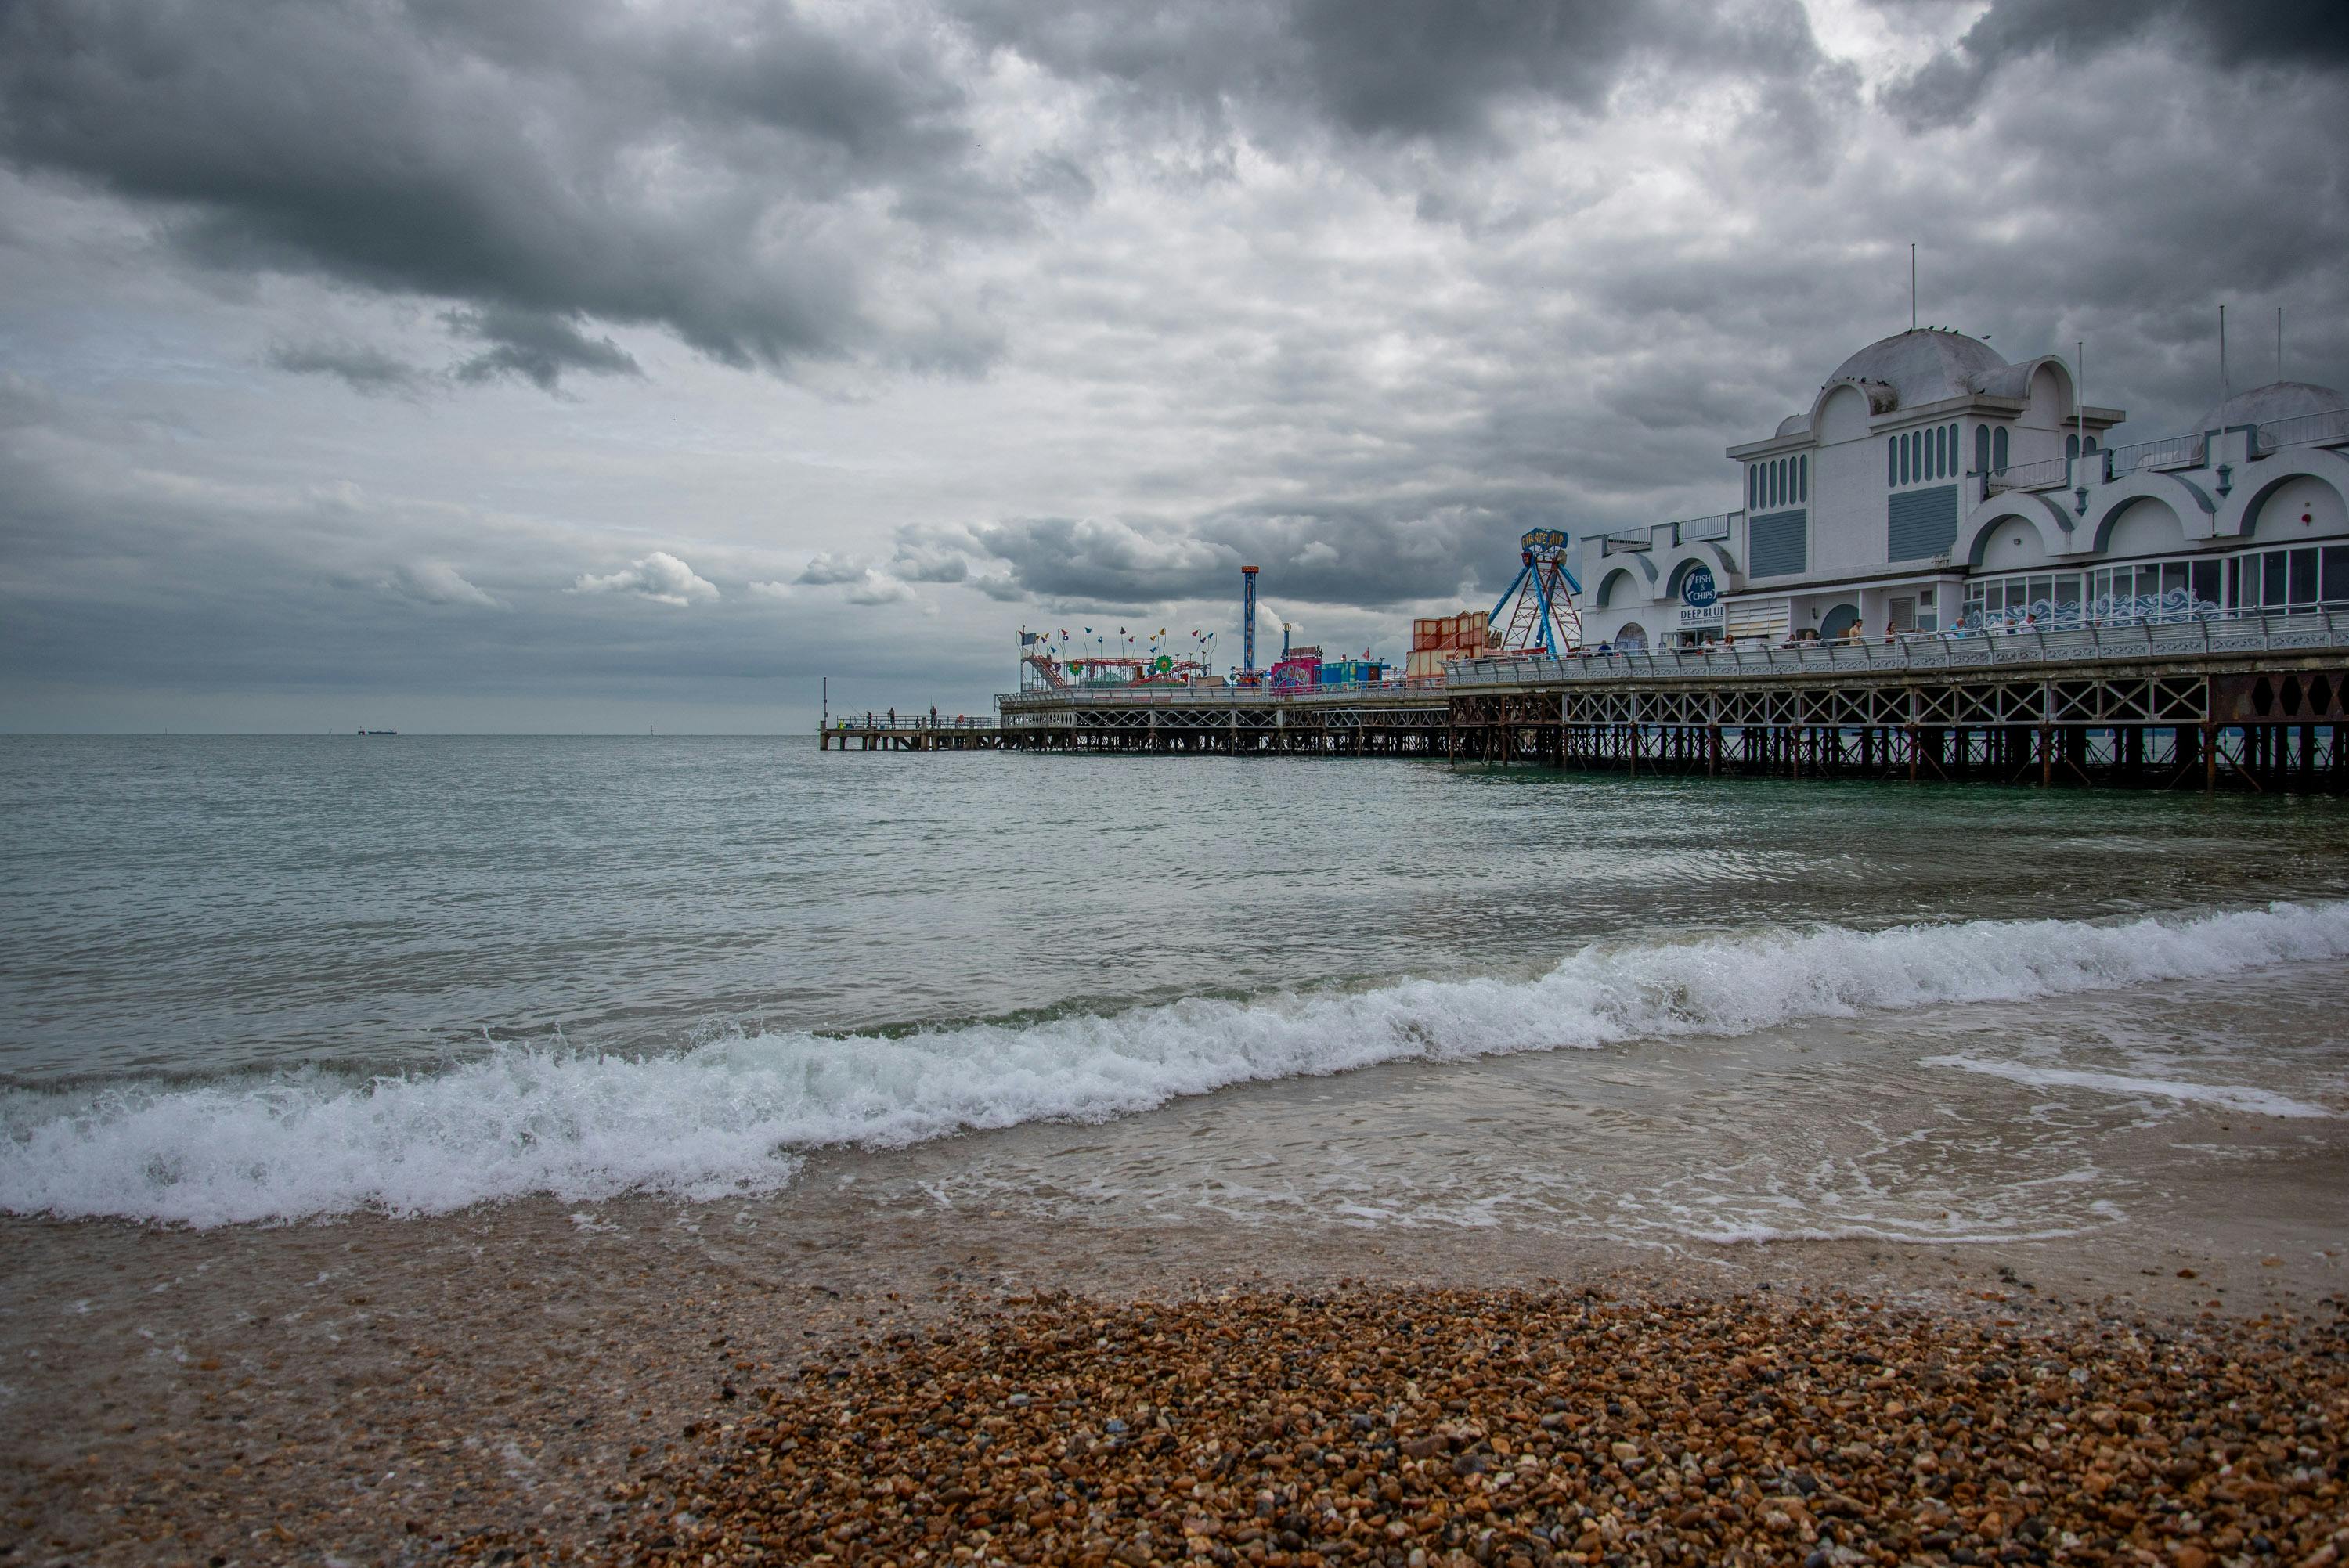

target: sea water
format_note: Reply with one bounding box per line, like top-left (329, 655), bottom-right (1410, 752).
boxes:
top-left (4, 734), bottom-right (2346, 1244)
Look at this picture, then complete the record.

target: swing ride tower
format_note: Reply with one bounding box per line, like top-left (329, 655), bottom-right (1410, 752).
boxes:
top-left (1486, 529), bottom-right (1585, 658)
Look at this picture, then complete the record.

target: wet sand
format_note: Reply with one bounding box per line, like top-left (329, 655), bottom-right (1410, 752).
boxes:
top-left (5, 1135), bottom-right (2344, 1567)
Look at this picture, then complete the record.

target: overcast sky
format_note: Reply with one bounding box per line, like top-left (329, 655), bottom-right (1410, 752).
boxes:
top-left (4, 0), bottom-right (2345, 732)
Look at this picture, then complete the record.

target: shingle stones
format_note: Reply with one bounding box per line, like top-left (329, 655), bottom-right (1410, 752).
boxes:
top-left (617, 1289), bottom-right (2347, 1566)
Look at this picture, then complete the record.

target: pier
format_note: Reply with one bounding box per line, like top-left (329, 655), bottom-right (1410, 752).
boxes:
top-left (871, 610), bottom-right (2349, 791)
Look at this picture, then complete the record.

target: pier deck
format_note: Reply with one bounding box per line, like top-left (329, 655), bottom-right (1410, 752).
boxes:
top-left (828, 611), bottom-right (2349, 791)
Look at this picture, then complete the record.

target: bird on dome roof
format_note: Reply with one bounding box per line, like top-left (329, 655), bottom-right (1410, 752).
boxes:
top-left (1820, 326), bottom-right (2009, 412)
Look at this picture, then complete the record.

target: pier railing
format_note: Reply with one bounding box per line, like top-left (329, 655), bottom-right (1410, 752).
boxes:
top-left (1449, 607), bottom-right (2349, 685)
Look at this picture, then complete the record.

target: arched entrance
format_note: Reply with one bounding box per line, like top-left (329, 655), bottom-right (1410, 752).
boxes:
top-left (1613, 622), bottom-right (1648, 650)
top-left (1818, 603), bottom-right (1860, 640)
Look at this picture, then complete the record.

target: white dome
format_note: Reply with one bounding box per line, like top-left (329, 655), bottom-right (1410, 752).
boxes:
top-left (1823, 328), bottom-right (2009, 411)
top-left (2195, 380), bottom-right (2344, 431)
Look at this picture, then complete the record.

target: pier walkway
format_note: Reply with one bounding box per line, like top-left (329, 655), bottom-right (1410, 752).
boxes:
top-left (821, 716), bottom-right (1006, 751)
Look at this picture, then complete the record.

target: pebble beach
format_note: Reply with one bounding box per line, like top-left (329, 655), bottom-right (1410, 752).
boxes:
top-left (6, 1193), bottom-right (2347, 1567)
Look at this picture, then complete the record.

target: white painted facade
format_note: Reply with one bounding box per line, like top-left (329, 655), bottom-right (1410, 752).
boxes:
top-left (1573, 327), bottom-right (2349, 651)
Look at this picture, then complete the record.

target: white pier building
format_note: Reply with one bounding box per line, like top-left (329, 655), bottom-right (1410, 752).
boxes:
top-left (1574, 328), bottom-right (2349, 650)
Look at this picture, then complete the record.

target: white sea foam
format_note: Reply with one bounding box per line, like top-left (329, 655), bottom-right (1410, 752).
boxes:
top-left (1921, 1057), bottom-right (2332, 1118)
top-left (5, 899), bottom-right (2345, 1226)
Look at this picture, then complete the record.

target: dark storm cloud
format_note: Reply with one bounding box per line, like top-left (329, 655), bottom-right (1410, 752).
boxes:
top-left (266, 341), bottom-right (432, 398)
top-left (0, 0), bottom-right (989, 382)
top-left (1882, 0), bottom-right (2349, 129)
top-left (446, 308), bottom-right (641, 391)
top-left (965, 496), bottom-right (1551, 611)
top-left (960, 0), bottom-right (1834, 148)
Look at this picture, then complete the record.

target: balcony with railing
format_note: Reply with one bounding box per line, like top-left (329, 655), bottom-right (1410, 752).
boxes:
top-left (2102, 432), bottom-right (2205, 478)
top-left (2253, 406), bottom-right (2349, 456)
top-left (1985, 455), bottom-right (2071, 493)
top-left (1599, 512), bottom-right (1740, 557)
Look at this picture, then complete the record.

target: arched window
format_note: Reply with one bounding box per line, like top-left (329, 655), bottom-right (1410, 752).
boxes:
top-left (1776, 459), bottom-right (1786, 507)
top-left (1900, 432), bottom-right (1911, 486)
top-left (1798, 453), bottom-right (1807, 503)
top-left (1975, 424), bottom-right (1990, 474)
top-left (2084, 435), bottom-right (2098, 454)
top-left (1748, 465), bottom-right (1758, 509)
top-left (2066, 432), bottom-right (2080, 460)
top-left (1950, 423), bottom-right (1960, 471)
top-left (1993, 426), bottom-right (2009, 474)
top-left (1936, 424), bottom-right (1948, 478)
top-left (1887, 438), bottom-right (1898, 487)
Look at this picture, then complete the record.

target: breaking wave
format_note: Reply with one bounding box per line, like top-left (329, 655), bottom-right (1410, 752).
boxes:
top-left (5, 900), bottom-right (2344, 1227)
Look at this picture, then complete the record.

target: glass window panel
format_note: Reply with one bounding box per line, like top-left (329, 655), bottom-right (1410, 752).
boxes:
top-left (2264, 550), bottom-right (2287, 604)
top-left (1888, 440), bottom-right (1897, 487)
top-left (1799, 454), bottom-right (1807, 503)
top-left (1899, 434), bottom-right (1910, 486)
top-left (2162, 562), bottom-right (2188, 597)
top-left (1974, 424), bottom-right (1989, 474)
top-left (2055, 575), bottom-right (2081, 607)
top-left (2228, 557), bottom-right (2246, 607)
top-left (1994, 427), bottom-right (2008, 473)
top-left (2066, 433), bottom-right (2080, 460)
top-left (2290, 547), bottom-right (2318, 606)
top-left (2323, 544), bottom-right (2349, 604)
top-left (2192, 560), bottom-right (2221, 609)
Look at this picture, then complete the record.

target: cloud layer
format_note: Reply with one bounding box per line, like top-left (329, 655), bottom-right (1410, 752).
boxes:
top-left (2, 0), bottom-right (2346, 729)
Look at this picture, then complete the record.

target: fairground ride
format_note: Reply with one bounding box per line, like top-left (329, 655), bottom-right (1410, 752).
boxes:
top-left (1019, 631), bottom-right (1215, 692)
top-left (1485, 528), bottom-right (1585, 656)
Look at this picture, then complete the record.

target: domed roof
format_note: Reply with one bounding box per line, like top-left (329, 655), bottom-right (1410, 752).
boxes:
top-left (1823, 328), bottom-right (2008, 412)
top-left (2194, 380), bottom-right (2344, 431)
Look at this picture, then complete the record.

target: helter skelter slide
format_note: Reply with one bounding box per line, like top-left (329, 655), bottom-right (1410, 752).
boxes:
top-left (1485, 528), bottom-right (1585, 656)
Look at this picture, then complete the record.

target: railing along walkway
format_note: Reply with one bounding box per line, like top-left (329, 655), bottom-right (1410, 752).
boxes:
top-left (1453, 608), bottom-right (2349, 687)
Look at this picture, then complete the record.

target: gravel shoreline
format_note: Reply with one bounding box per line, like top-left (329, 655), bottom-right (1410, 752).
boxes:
top-left (625, 1288), bottom-right (2349, 1568)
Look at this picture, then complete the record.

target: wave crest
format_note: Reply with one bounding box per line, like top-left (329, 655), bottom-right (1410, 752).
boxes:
top-left (5, 900), bottom-right (2344, 1226)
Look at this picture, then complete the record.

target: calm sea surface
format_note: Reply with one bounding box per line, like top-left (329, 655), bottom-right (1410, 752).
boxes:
top-left (4, 735), bottom-right (2347, 1239)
